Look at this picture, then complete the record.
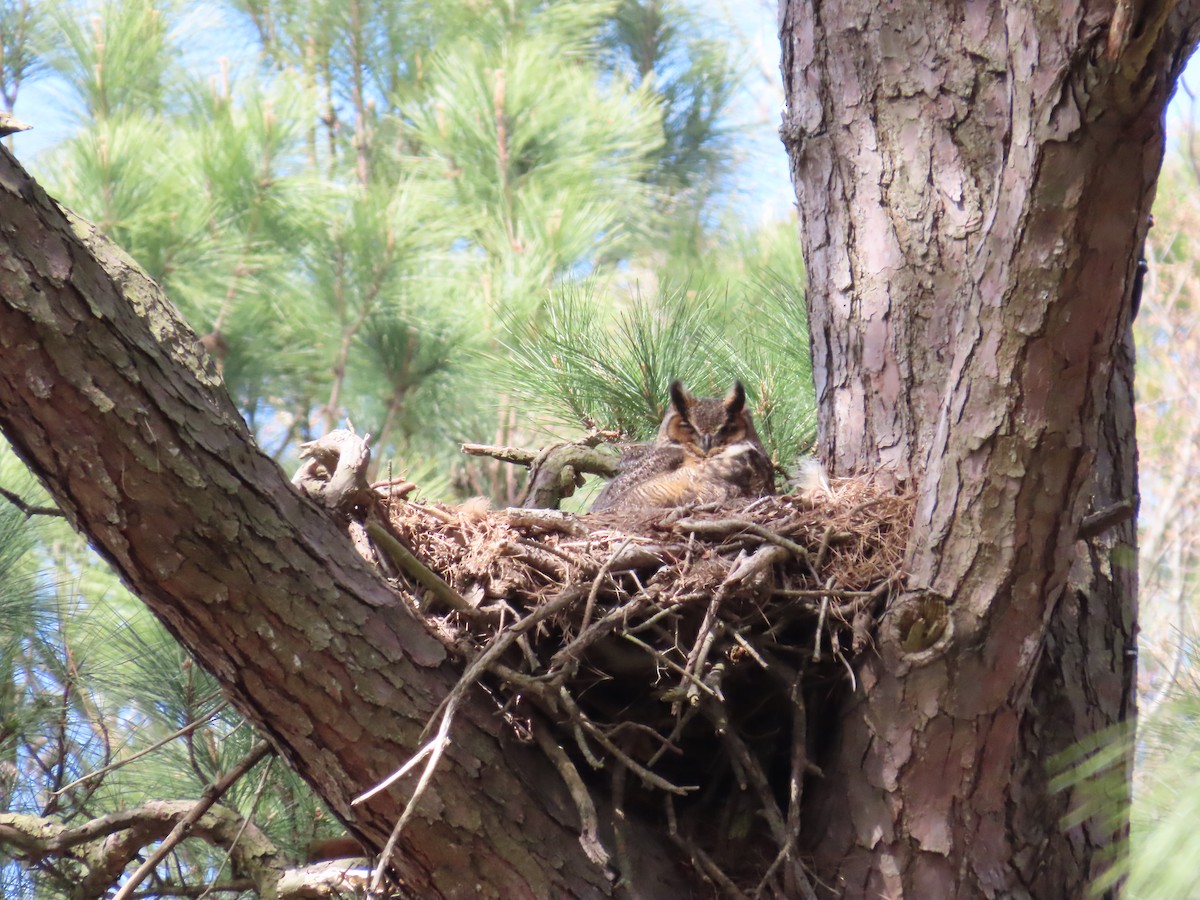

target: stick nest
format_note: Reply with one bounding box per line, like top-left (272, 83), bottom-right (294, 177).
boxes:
top-left (368, 476), bottom-right (913, 895)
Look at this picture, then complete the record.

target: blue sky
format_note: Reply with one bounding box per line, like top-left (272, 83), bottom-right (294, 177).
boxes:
top-left (9, 2), bottom-right (1199, 228)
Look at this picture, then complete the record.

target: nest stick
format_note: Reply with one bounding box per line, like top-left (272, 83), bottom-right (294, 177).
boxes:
top-left (727, 543), bottom-right (790, 584)
top-left (685, 624), bottom-right (722, 706)
top-left (787, 673), bottom-right (807, 833)
top-left (611, 764), bottom-right (633, 891)
top-left (532, 722), bottom-right (610, 868)
top-left (551, 593), bottom-right (652, 671)
top-left (754, 839), bottom-right (818, 900)
top-left (579, 538), bottom-right (634, 637)
top-left (421, 587), bottom-right (583, 741)
top-left (681, 585), bottom-right (731, 709)
top-left (664, 796), bottom-right (749, 900)
top-left (515, 535), bottom-right (590, 571)
top-left (698, 700), bottom-right (790, 848)
top-left (558, 687), bottom-right (693, 795)
top-left (773, 587), bottom-right (874, 599)
top-left (752, 673), bottom-right (819, 900)
top-left (353, 739), bottom-right (435, 806)
top-left (690, 843), bottom-right (750, 900)
top-left (488, 661), bottom-right (562, 699)
top-left (502, 539), bottom-right (572, 580)
top-left (675, 518), bottom-right (811, 562)
top-left (674, 588), bottom-right (725, 714)
top-left (833, 634), bottom-right (858, 691)
top-left (605, 720), bottom-right (683, 757)
top-left (813, 595), bottom-right (829, 662)
top-left (505, 507), bottom-right (592, 536)
top-left (621, 632), bottom-right (720, 700)
top-left (646, 704), bottom-right (700, 768)
top-left (625, 602), bottom-right (688, 634)
top-left (814, 524), bottom-right (835, 574)
top-left (570, 719), bottom-right (605, 770)
top-left (366, 521), bottom-right (484, 620)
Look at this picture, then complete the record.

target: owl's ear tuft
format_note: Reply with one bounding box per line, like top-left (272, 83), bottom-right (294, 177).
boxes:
top-left (669, 381), bottom-right (693, 417)
top-left (724, 381), bottom-right (746, 415)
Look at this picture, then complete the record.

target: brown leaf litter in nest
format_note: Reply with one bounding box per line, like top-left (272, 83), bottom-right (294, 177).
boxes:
top-left (370, 475), bottom-right (913, 896)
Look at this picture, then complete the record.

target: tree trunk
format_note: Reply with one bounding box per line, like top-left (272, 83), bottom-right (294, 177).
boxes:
top-left (0, 147), bottom-right (690, 898)
top-left (780, 1), bottom-right (1196, 896)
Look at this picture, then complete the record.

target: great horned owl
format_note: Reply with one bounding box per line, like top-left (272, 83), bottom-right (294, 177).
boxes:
top-left (590, 381), bottom-right (774, 513)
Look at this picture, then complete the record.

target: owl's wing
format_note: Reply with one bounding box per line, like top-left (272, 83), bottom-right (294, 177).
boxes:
top-left (590, 443), bottom-right (686, 512)
top-left (609, 444), bottom-right (775, 511)
top-left (615, 465), bottom-right (712, 509)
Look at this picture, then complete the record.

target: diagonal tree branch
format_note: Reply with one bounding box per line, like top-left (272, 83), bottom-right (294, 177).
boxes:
top-left (112, 740), bottom-right (274, 900)
top-left (0, 143), bottom-right (691, 896)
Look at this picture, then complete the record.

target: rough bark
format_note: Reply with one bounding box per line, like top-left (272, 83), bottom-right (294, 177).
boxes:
top-left (0, 147), bottom-right (689, 898)
top-left (780, 1), bottom-right (1195, 896)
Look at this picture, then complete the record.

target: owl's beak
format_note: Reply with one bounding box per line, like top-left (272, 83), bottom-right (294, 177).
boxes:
top-left (700, 434), bottom-right (713, 455)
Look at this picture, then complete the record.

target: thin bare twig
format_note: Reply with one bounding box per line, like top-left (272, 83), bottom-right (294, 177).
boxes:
top-left (813, 593), bottom-right (830, 662)
top-left (421, 587), bottom-right (584, 741)
top-left (112, 740), bottom-right (274, 900)
top-left (664, 796), bottom-right (749, 900)
top-left (622, 632), bottom-right (721, 700)
top-left (557, 687), bottom-right (693, 795)
top-left (370, 695), bottom-right (460, 892)
top-left (196, 755), bottom-right (276, 900)
top-left (352, 740), bottom-right (435, 807)
top-left (55, 701), bottom-right (230, 795)
top-left (551, 592), bottom-right (652, 671)
top-left (0, 485), bottom-right (64, 518)
top-left (579, 539), bottom-right (634, 636)
top-left (674, 518), bottom-right (810, 561)
top-left (677, 584), bottom-right (730, 711)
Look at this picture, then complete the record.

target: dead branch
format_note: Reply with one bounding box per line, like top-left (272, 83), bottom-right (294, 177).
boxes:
top-left (0, 484), bottom-right (64, 518)
top-left (292, 430), bottom-right (374, 513)
top-left (366, 520), bottom-right (487, 620)
top-left (0, 790), bottom-right (372, 899)
top-left (371, 697), bottom-right (460, 892)
top-left (460, 443), bottom-right (538, 466)
top-left (112, 741), bottom-right (274, 900)
top-left (522, 440), bottom-right (620, 509)
top-left (53, 701), bottom-right (230, 796)
top-left (532, 721), bottom-right (611, 868)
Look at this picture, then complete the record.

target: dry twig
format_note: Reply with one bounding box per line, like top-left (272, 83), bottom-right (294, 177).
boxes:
top-left (111, 741), bottom-right (274, 900)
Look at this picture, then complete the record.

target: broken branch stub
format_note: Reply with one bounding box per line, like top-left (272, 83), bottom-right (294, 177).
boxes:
top-left (292, 430), bottom-right (375, 514)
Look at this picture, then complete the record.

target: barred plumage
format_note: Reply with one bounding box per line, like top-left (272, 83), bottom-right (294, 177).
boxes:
top-left (591, 381), bottom-right (774, 513)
